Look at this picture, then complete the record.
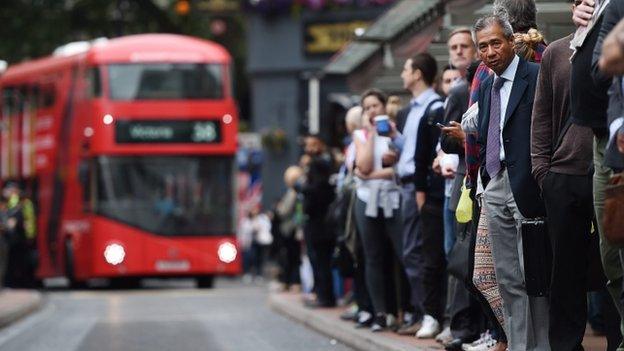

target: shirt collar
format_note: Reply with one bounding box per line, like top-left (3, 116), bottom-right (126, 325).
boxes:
top-left (496, 55), bottom-right (519, 83)
top-left (411, 87), bottom-right (436, 107)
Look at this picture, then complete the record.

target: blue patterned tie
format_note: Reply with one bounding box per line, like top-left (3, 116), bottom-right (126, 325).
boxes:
top-left (486, 77), bottom-right (505, 177)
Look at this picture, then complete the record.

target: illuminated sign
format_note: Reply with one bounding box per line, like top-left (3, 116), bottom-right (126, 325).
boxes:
top-left (304, 20), bottom-right (371, 55)
top-left (115, 120), bottom-right (221, 144)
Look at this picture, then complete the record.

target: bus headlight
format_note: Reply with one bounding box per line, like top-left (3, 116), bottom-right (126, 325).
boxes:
top-left (218, 242), bottom-right (237, 263)
top-left (104, 243), bottom-right (125, 265)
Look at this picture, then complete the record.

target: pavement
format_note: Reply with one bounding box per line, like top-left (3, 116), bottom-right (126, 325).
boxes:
top-left (0, 289), bottom-right (43, 329)
top-left (269, 290), bottom-right (609, 351)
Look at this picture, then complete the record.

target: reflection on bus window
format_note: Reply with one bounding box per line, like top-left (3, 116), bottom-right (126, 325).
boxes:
top-left (108, 63), bottom-right (223, 100)
top-left (95, 156), bottom-right (234, 236)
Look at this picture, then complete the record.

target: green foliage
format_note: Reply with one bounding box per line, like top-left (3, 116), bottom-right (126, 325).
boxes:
top-left (0, 0), bottom-right (248, 118)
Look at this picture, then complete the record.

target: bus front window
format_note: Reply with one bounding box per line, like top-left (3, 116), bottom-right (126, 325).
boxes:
top-left (95, 156), bottom-right (234, 236)
top-left (108, 63), bottom-right (224, 100)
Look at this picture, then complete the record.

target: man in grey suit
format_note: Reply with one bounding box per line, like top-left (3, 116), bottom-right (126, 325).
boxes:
top-left (474, 15), bottom-right (549, 351)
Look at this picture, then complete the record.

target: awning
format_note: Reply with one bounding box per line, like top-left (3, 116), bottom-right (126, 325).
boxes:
top-left (324, 0), bottom-right (444, 75)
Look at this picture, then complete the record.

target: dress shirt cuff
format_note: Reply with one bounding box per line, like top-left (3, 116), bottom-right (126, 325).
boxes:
top-left (392, 134), bottom-right (405, 152)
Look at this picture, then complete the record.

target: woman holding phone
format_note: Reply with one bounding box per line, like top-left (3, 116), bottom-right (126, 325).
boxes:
top-left (352, 89), bottom-right (407, 332)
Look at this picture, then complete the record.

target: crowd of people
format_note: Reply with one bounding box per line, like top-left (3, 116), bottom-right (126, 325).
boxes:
top-left (263, 0), bottom-right (624, 350)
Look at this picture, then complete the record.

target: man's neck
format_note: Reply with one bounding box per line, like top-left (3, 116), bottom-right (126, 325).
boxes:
top-left (410, 82), bottom-right (430, 99)
top-left (494, 58), bottom-right (514, 77)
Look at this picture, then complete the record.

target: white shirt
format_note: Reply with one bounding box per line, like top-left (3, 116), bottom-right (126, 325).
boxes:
top-left (353, 130), bottom-right (400, 216)
top-left (494, 55), bottom-right (519, 161)
top-left (396, 88), bottom-right (443, 177)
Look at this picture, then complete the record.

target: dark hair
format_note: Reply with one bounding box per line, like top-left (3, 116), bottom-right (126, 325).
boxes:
top-left (410, 53), bottom-right (438, 86)
top-left (493, 0), bottom-right (537, 33)
top-left (360, 88), bottom-right (387, 107)
top-left (442, 64), bottom-right (457, 72)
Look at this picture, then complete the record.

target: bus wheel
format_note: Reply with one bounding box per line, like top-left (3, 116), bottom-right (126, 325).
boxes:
top-left (65, 240), bottom-right (86, 289)
top-left (196, 276), bottom-right (214, 289)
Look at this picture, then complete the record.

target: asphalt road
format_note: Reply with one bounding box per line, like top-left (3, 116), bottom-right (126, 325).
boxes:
top-left (0, 278), bottom-right (354, 351)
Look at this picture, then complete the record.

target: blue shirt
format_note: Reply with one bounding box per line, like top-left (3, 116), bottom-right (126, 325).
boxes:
top-left (396, 88), bottom-right (443, 177)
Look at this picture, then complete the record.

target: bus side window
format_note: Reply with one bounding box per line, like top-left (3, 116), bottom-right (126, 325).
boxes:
top-left (87, 67), bottom-right (101, 98)
top-left (78, 157), bottom-right (92, 212)
top-left (30, 86), bottom-right (41, 110)
top-left (2, 88), bottom-right (17, 115)
top-left (41, 85), bottom-right (56, 109)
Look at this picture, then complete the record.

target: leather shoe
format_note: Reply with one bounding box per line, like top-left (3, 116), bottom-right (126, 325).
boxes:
top-left (304, 299), bottom-right (335, 309)
top-left (443, 338), bottom-right (463, 351)
top-left (395, 322), bottom-right (422, 335)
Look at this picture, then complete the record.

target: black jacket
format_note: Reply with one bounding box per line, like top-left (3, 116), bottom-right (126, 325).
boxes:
top-left (414, 100), bottom-right (445, 202)
top-left (571, 15), bottom-right (610, 132)
top-left (592, 0), bottom-right (624, 170)
top-left (441, 81), bottom-right (470, 210)
top-left (477, 57), bottom-right (545, 218)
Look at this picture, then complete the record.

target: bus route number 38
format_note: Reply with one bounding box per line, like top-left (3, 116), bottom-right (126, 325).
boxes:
top-left (192, 122), bottom-right (217, 143)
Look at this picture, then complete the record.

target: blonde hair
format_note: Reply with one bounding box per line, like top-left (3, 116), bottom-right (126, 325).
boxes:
top-left (345, 106), bottom-right (363, 133)
top-left (386, 95), bottom-right (402, 121)
top-left (513, 28), bottom-right (544, 61)
top-left (284, 165), bottom-right (303, 188)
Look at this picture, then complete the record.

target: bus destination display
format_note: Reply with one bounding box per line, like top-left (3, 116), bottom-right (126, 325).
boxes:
top-left (115, 120), bottom-right (221, 144)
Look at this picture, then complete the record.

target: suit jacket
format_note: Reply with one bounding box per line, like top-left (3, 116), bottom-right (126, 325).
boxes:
top-left (441, 81), bottom-right (470, 210)
top-left (477, 57), bottom-right (545, 218)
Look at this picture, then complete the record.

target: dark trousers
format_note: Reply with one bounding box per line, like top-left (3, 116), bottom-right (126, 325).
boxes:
top-left (420, 198), bottom-right (446, 321)
top-left (354, 231), bottom-right (373, 313)
top-left (305, 220), bottom-right (335, 305)
top-left (543, 172), bottom-right (593, 351)
top-left (449, 275), bottom-right (483, 341)
top-left (354, 199), bottom-right (406, 314)
top-left (278, 235), bottom-right (301, 286)
top-left (401, 184), bottom-right (425, 318)
top-left (5, 242), bottom-right (35, 288)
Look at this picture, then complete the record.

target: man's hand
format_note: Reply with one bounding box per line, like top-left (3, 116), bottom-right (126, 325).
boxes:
top-left (441, 165), bottom-right (456, 179)
top-left (7, 218), bottom-right (16, 230)
top-left (599, 18), bottom-right (624, 75)
top-left (573, 0), bottom-right (595, 27)
top-left (416, 192), bottom-right (426, 212)
top-left (432, 155), bottom-right (442, 175)
top-left (441, 121), bottom-right (466, 143)
top-left (618, 130), bottom-right (624, 154)
top-left (382, 150), bottom-right (398, 167)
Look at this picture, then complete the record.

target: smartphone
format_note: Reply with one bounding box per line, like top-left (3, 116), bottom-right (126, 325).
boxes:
top-left (435, 122), bottom-right (445, 129)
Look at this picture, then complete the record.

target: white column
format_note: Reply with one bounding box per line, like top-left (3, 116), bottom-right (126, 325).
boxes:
top-left (308, 76), bottom-right (320, 135)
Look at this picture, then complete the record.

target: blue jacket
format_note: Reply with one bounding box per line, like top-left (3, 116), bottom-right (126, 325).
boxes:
top-left (477, 57), bottom-right (545, 218)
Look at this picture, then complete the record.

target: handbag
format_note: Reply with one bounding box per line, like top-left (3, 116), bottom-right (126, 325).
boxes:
top-left (604, 173), bottom-right (624, 246)
top-left (447, 199), bottom-right (478, 283)
top-left (455, 177), bottom-right (473, 224)
top-left (520, 218), bottom-right (552, 297)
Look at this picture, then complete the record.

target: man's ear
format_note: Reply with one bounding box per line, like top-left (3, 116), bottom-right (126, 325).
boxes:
top-left (414, 69), bottom-right (423, 82)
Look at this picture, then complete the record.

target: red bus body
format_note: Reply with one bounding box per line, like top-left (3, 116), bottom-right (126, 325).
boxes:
top-left (0, 34), bottom-right (241, 284)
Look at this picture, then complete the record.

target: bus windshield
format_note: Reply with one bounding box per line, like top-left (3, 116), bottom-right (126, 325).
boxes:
top-left (95, 156), bottom-right (234, 236)
top-left (108, 63), bottom-right (224, 100)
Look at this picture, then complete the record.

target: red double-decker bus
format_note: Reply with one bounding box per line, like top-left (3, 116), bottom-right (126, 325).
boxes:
top-left (0, 34), bottom-right (241, 288)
